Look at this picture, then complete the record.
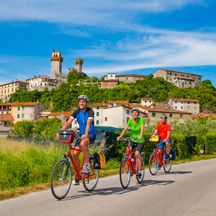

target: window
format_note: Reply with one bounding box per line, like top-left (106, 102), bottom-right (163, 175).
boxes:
top-left (181, 106), bottom-right (183, 109)
top-left (96, 120), bottom-right (99, 125)
top-left (180, 114), bottom-right (183, 118)
top-left (96, 107), bottom-right (99, 109)
top-left (18, 106), bottom-right (20, 111)
top-left (126, 110), bottom-right (130, 115)
top-left (105, 117), bottom-right (108, 121)
top-left (96, 112), bottom-right (99, 116)
top-left (175, 106), bottom-right (177, 109)
top-left (22, 113), bottom-right (24, 118)
top-left (152, 112), bottom-right (156, 117)
top-left (17, 114), bottom-right (20, 118)
top-left (22, 106), bottom-right (24, 111)
top-left (169, 113), bottom-right (173, 118)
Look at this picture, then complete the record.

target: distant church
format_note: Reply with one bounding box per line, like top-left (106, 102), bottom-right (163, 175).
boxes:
top-left (50, 50), bottom-right (84, 83)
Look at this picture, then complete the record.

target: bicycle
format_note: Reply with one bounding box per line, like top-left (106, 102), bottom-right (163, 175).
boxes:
top-left (148, 140), bottom-right (172, 175)
top-left (119, 137), bottom-right (145, 189)
top-left (50, 130), bottom-right (99, 200)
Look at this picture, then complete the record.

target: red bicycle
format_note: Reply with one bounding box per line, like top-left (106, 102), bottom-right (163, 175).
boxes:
top-left (119, 138), bottom-right (145, 189)
top-left (148, 141), bottom-right (172, 175)
top-left (50, 130), bottom-right (99, 200)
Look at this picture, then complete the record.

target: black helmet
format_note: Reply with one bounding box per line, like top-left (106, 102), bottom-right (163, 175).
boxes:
top-left (160, 113), bottom-right (167, 119)
top-left (131, 107), bottom-right (140, 114)
top-left (78, 95), bottom-right (89, 102)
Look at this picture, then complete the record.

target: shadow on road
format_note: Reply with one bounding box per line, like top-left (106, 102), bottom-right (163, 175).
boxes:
top-left (169, 170), bottom-right (192, 175)
top-left (62, 185), bottom-right (139, 201)
top-left (61, 179), bottom-right (175, 201)
top-left (143, 179), bottom-right (175, 186)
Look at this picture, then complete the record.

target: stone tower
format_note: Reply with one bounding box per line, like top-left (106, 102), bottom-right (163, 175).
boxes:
top-left (75, 58), bottom-right (83, 73)
top-left (50, 50), bottom-right (63, 79)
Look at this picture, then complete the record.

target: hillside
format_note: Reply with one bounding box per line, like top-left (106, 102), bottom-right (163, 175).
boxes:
top-left (8, 75), bottom-right (216, 113)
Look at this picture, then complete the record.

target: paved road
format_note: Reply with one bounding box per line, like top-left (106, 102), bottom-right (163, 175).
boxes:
top-left (1, 159), bottom-right (216, 216)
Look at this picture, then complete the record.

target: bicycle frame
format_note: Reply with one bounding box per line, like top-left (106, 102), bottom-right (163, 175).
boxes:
top-left (64, 144), bottom-right (94, 181)
top-left (154, 145), bottom-right (166, 166)
top-left (124, 142), bottom-right (137, 175)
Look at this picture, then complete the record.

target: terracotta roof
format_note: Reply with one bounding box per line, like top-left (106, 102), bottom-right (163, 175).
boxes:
top-left (107, 100), bottom-right (130, 105)
top-left (92, 102), bottom-right (108, 108)
top-left (129, 103), bottom-right (192, 114)
top-left (141, 98), bottom-right (153, 101)
top-left (192, 113), bottom-right (216, 119)
top-left (50, 111), bottom-right (72, 117)
top-left (156, 68), bottom-right (201, 77)
top-left (116, 74), bottom-right (143, 78)
top-left (0, 80), bottom-right (28, 86)
top-left (0, 114), bottom-right (14, 121)
top-left (169, 98), bottom-right (200, 103)
top-left (0, 102), bottom-right (41, 107)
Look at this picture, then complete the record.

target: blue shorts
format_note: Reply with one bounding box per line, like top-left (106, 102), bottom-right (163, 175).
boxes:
top-left (75, 134), bottom-right (96, 147)
top-left (158, 139), bottom-right (171, 150)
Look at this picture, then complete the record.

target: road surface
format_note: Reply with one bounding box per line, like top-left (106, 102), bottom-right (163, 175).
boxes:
top-left (1, 159), bottom-right (216, 216)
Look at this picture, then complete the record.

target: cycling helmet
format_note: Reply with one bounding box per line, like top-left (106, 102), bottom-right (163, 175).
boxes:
top-left (78, 95), bottom-right (89, 102)
top-left (131, 107), bottom-right (140, 114)
top-left (160, 113), bottom-right (167, 119)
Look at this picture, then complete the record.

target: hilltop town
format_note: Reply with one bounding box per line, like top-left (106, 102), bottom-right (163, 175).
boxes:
top-left (0, 50), bottom-right (215, 136)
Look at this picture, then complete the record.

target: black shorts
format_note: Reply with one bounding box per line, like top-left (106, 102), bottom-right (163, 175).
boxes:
top-left (130, 141), bottom-right (144, 153)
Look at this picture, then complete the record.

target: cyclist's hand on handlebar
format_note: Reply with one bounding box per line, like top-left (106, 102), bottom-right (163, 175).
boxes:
top-left (81, 134), bottom-right (88, 139)
top-left (117, 136), bottom-right (122, 141)
top-left (56, 132), bottom-right (59, 140)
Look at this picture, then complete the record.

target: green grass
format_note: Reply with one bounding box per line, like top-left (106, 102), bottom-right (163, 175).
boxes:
top-left (0, 137), bottom-right (216, 201)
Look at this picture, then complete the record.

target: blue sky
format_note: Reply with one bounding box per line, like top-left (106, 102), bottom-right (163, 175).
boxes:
top-left (0, 0), bottom-right (216, 86)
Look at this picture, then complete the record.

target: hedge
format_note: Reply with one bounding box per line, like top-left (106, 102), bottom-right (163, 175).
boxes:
top-left (206, 132), bottom-right (216, 154)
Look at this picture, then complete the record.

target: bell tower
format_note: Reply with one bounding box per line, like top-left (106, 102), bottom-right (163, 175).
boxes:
top-left (75, 58), bottom-right (83, 73)
top-left (50, 50), bottom-right (63, 79)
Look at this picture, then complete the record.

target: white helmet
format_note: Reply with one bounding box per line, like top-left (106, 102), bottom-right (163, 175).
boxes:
top-left (131, 107), bottom-right (140, 114)
top-left (78, 95), bottom-right (89, 102)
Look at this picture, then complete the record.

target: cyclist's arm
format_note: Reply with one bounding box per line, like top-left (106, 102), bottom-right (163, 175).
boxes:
top-left (118, 125), bottom-right (129, 139)
top-left (165, 131), bottom-right (171, 142)
top-left (83, 117), bottom-right (93, 138)
top-left (138, 123), bottom-right (144, 140)
top-left (152, 129), bottom-right (158, 137)
top-left (61, 116), bottom-right (74, 130)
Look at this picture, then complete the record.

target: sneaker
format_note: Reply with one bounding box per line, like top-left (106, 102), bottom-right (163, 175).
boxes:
top-left (136, 171), bottom-right (142, 178)
top-left (164, 154), bottom-right (169, 161)
top-left (156, 163), bottom-right (161, 170)
top-left (74, 175), bottom-right (80, 185)
top-left (82, 163), bottom-right (91, 174)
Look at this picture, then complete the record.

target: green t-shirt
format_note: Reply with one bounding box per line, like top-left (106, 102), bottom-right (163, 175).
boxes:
top-left (127, 117), bottom-right (145, 143)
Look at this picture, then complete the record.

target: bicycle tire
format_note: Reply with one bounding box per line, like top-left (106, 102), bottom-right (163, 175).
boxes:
top-left (136, 154), bottom-right (145, 184)
top-left (163, 159), bottom-right (172, 173)
top-left (149, 152), bottom-right (159, 175)
top-left (83, 159), bottom-right (99, 192)
top-left (50, 159), bottom-right (72, 200)
top-left (119, 157), bottom-right (132, 189)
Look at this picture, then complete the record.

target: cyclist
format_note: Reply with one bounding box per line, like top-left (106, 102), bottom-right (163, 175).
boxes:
top-left (152, 113), bottom-right (171, 161)
top-left (117, 107), bottom-right (145, 177)
top-left (60, 95), bottom-right (96, 182)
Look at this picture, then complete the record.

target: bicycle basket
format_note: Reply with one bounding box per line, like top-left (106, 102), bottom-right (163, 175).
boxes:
top-left (58, 130), bottom-right (76, 144)
top-left (150, 135), bottom-right (159, 143)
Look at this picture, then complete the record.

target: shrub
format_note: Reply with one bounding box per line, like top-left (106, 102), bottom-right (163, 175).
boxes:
top-left (206, 132), bottom-right (216, 154)
top-left (14, 121), bottom-right (34, 138)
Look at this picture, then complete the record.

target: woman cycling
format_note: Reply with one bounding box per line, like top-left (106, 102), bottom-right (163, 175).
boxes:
top-left (117, 107), bottom-right (145, 177)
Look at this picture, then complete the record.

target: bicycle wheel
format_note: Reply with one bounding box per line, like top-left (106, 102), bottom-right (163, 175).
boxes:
top-left (163, 159), bottom-right (172, 173)
top-left (119, 157), bottom-right (132, 189)
top-left (136, 153), bottom-right (145, 184)
top-left (50, 159), bottom-right (72, 200)
top-left (149, 152), bottom-right (159, 175)
top-left (83, 159), bottom-right (99, 192)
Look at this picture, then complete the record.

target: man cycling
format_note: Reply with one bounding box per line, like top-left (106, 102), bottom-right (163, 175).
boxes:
top-left (117, 107), bottom-right (145, 177)
top-left (60, 95), bottom-right (96, 181)
top-left (152, 113), bottom-right (171, 161)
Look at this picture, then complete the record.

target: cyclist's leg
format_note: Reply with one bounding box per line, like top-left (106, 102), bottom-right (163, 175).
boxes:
top-left (80, 134), bottom-right (96, 173)
top-left (165, 139), bottom-right (171, 155)
top-left (135, 143), bottom-right (144, 171)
